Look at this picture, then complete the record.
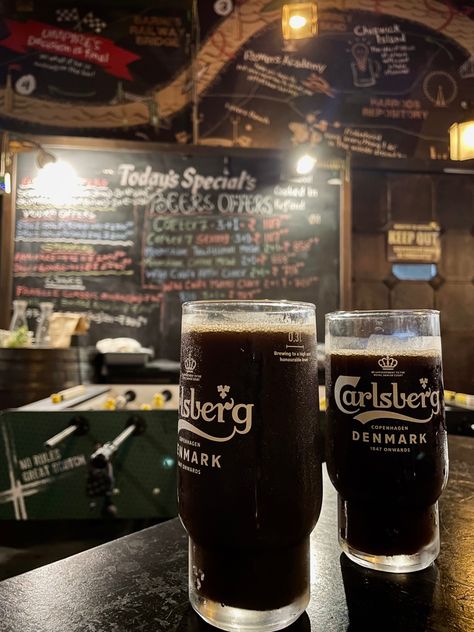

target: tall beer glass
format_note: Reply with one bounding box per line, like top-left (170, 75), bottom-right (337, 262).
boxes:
top-left (325, 310), bottom-right (448, 573)
top-left (178, 300), bottom-right (322, 631)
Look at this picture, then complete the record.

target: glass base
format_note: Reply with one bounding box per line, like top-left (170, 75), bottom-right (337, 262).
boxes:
top-left (188, 539), bottom-right (310, 631)
top-left (190, 587), bottom-right (309, 632)
top-left (340, 537), bottom-right (439, 573)
top-left (338, 497), bottom-right (440, 573)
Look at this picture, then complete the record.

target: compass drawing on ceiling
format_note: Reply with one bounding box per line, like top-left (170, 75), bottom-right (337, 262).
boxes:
top-left (423, 71), bottom-right (458, 108)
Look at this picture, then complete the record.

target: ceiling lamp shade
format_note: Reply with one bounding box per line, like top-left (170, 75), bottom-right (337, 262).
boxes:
top-left (449, 119), bottom-right (474, 161)
top-left (282, 3), bottom-right (318, 40)
top-left (36, 148), bottom-right (57, 169)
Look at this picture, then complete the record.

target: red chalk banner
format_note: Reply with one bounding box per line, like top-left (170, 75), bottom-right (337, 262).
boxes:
top-left (1, 19), bottom-right (140, 80)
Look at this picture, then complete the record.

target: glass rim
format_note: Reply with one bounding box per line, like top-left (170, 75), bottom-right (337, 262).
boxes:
top-left (326, 309), bottom-right (439, 320)
top-left (182, 299), bottom-right (316, 311)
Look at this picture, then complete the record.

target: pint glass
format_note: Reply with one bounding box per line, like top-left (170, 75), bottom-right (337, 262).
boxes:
top-left (325, 310), bottom-right (449, 573)
top-left (178, 301), bottom-right (322, 631)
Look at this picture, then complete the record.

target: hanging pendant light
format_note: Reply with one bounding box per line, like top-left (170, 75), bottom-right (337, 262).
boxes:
top-left (449, 101), bottom-right (474, 161)
top-left (282, 3), bottom-right (318, 40)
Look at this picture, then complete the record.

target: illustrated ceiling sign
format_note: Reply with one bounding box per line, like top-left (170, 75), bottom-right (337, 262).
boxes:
top-left (0, 3), bottom-right (191, 142)
top-left (0, 1), bottom-right (473, 158)
top-left (196, 0), bottom-right (474, 159)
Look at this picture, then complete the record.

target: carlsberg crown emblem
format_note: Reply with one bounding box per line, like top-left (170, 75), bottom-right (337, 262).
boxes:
top-left (378, 355), bottom-right (398, 370)
top-left (185, 356), bottom-right (197, 372)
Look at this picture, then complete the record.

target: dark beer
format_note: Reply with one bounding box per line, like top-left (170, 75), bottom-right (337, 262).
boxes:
top-left (326, 349), bottom-right (448, 559)
top-left (178, 308), bottom-right (322, 627)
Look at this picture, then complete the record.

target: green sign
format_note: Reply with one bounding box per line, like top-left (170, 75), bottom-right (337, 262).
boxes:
top-left (0, 410), bottom-right (178, 520)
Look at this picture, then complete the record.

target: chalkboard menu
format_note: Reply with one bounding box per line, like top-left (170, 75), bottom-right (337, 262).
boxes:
top-left (12, 144), bottom-right (342, 359)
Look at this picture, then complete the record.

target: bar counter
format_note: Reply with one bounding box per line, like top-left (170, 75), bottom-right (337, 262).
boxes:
top-left (0, 434), bottom-right (472, 632)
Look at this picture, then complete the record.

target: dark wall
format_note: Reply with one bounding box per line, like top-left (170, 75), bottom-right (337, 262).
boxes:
top-left (352, 165), bottom-right (474, 392)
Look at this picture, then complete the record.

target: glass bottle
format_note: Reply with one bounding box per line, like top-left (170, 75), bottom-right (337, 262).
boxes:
top-left (9, 300), bottom-right (28, 332)
top-left (35, 302), bottom-right (54, 346)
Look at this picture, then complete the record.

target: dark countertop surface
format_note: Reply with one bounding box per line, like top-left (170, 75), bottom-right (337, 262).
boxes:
top-left (0, 434), bottom-right (473, 632)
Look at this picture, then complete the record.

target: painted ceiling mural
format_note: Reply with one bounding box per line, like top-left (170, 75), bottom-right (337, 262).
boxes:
top-left (0, 1), bottom-right (192, 142)
top-left (0, 0), bottom-right (472, 158)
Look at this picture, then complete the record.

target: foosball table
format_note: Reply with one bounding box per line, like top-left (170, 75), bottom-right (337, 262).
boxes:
top-left (0, 385), bottom-right (179, 520)
top-left (1, 383), bottom-right (471, 522)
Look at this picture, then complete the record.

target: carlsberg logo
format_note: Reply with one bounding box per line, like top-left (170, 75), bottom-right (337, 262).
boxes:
top-left (178, 386), bottom-right (254, 442)
top-left (335, 376), bottom-right (440, 424)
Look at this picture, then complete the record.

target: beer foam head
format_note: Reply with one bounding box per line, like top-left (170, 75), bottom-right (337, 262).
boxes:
top-left (182, 300), bottom-right (316, 334)
top-left (328, 334), bottom-right (442, 355)
top-left (182, 311), bottom-right (316, 334)
top-left (326, 310), bottom-right (441, 355)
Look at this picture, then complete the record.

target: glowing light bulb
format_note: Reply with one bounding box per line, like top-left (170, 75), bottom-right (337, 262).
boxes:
top-left (288, 14), bottom-right (307, 29)
top-left (34, 161), bottom-right (79, 205)
top-left (296, 154), bottom-right (317, 175)
top-left (450, 119), bottom-right (474, 160)
top-left (461, 122), bottom-right (474, 149)
top-left (282, 3), bottom-right (318, 40)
